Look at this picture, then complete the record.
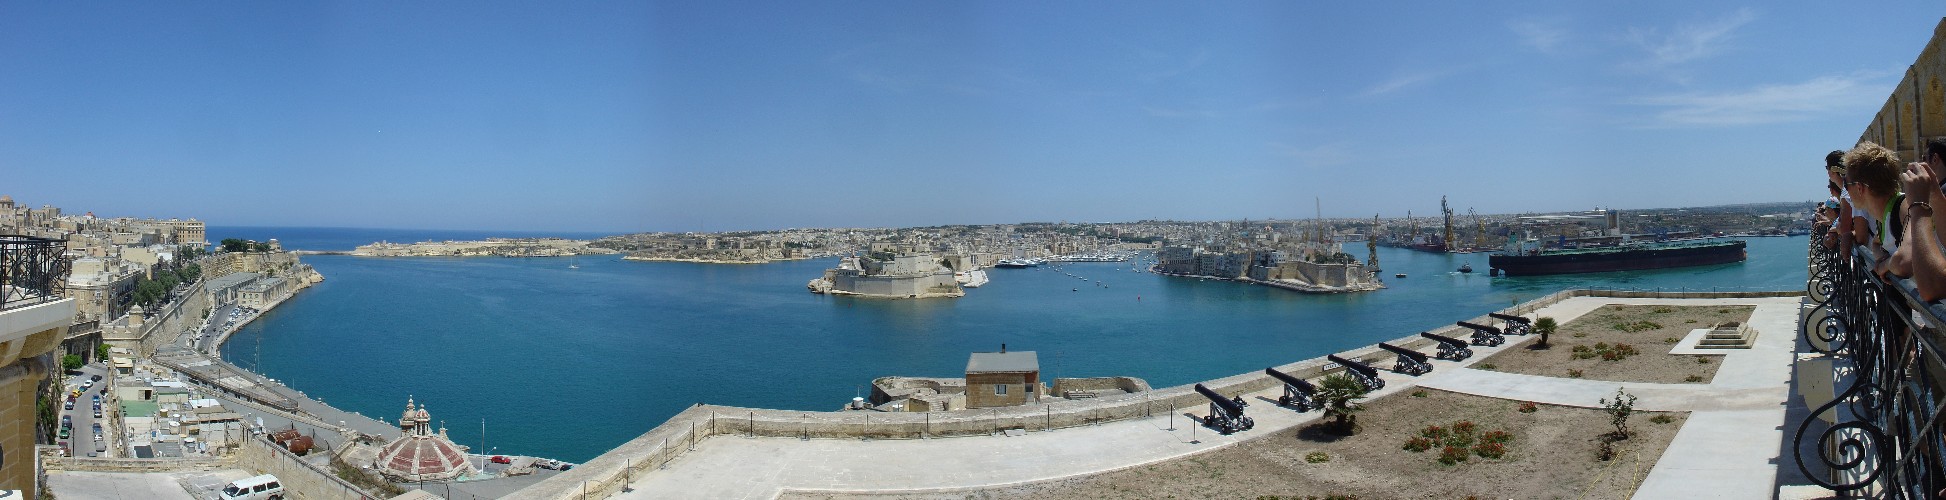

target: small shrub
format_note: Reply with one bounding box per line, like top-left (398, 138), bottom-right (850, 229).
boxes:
top-left (1613, 320), bottom-right (1663, 332)
top-left (1438, 446), bottom-right (1470, 465)
top-left (1567, 369), bottom-right (1584, 378)
top-left (1696, 356), bottom-right (1712, 364)
top-left (1601, 388), bottom-right (1638, 440)
top-left (1517, 401), bottom-right (1538, 413)
top-left (1684, 319), bottom-right (1697, 324)
top-left (1478, 363), bottom-right (1498, 370)
top-left (1601, 351), bottom-right (1620, 361)
top-left (1595, 342), bottom-right (1609, 350)
top-left (1648, 414), bottom-right (1675, 424)
top-left (1572, 345), bottom-right (1592, 353)
top-left (1718, 308), bottom-right (1733, 313)
top-left (1572, 332), bottom-right (1588, 338)
top-left (1664, 337), bottom-right (1680, 344)
top-left (1652, 306), bottom-right (1674, 313)
top-left (1402, 436), bottom-right (1435, 452)
top-left (1411, 390), bottom-right (1427, 398)
top-left (1480, 430), bottom-right (1513, 444)
top-left (1305, 451), bottom-right (1331, 463)
top-left (1452, 421), bottom-right (1477, 435)
top-left (1420, 425), bottom-right (1449, 440)
top-left (1444, 430), bottom-right (1475, 448)
top-left (1684, 375), bottom-right (1705, 383)
top-left (1472, 441), bottom-right (1507, 459)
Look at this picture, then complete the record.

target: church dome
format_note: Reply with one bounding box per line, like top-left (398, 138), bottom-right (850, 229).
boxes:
top-left (375, 398), bottom-right (476, 482)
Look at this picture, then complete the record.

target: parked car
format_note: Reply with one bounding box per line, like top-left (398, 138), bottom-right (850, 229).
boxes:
top-left (490, 455), bottom-right (512, 464)
top-left (216, 474), bottom-right (284, 500)
top-left (63, 399), bottom-right (73, 410)
top-left (89, 374), bottom-right (101, 382)
top-left (58, 427), bottom-right (69, 439)
top-left (92, 408), bottom-right (102, 418)
top-left (81, 380), bottom-right (93, 390)
top-left (536, 459), bottom-right (564, 470)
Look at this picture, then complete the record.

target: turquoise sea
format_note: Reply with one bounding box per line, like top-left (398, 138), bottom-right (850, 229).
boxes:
top-left (207, 227), bottom-right (1809, 462)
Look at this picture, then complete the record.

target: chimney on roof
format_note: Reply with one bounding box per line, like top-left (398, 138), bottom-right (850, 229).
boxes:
top-left (1001, 343), bottom-right (1006, 353)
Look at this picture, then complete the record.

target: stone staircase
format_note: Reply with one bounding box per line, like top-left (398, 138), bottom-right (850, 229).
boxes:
top-left (1694, 321), bottom-right (1757, 349)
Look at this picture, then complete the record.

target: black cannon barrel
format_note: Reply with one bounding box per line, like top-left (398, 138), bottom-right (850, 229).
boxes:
top-left (1456, 321), bottom-right (1504, 334)
top-left (1421, 332), bottom-right (1466, 346)
top-left (1378, 342), bottom-right (1429, 362)
top-left (1194, 383), bottom-right (1245, 416)
top-left (1488, 312), bottom-right (1532, 324)
top-left (1327, 354), bottom-right (1378, 377)
top-left (1264, 367), bottom-right (1317, 392)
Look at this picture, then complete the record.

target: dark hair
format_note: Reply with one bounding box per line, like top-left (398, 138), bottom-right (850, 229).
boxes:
top-left (1927, 137), bottom-right (1946, 163)
top-left (1827, 150), bottom-right (1847, 167)
top-left (1828, 181), bottom-right (1841, 194)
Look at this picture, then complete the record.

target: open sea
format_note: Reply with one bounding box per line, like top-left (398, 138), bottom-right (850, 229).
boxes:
top-left (205, 226), bottom-right (1809, 462)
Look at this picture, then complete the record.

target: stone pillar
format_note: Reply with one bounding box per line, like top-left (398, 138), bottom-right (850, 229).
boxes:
top-left (0, 298), bottom-right (74, 497)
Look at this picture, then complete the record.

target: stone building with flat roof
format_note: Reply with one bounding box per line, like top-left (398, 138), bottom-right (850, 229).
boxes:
top-left (964, 347), bottom-right (1043, 408)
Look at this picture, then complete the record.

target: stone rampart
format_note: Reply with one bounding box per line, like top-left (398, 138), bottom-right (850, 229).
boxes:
top-left (235, 434), bottom-right (377, 500)
top-left (513, 288), bottom-right (1800, 499)
top-left (42, 454), bottom-right (231, 473)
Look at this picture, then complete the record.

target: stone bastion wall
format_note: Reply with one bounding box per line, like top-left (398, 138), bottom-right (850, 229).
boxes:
top-left (514, 288), bottom-right (1803, 500)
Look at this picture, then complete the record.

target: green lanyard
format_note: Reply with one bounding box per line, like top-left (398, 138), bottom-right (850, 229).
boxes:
top-left (1878, 193), bottom-right (1904, 248)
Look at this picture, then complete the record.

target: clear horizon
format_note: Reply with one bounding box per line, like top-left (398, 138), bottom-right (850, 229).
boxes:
top-left (2, 2), bottom-right (1932, 233)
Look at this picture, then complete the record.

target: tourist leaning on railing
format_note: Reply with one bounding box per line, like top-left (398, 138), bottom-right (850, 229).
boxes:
top-left (1841, 142), bottom-right (1905, 280)
top-left (1825, 149), bottom-right (1856, 256)
top-left (1893, 138), bottom-right (1946, 302)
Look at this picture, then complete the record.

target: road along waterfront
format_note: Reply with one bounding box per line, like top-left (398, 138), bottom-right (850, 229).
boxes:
top-left (211, 229), bottom-right (1809, 464)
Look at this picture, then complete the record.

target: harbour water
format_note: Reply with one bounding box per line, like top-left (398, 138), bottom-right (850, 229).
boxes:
top-left (209, 227), bottom-right (1808, 462)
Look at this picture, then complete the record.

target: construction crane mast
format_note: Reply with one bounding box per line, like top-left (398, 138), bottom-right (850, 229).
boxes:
top-left (1470, 208), bottom-right (1486, 251)
top-left (1440, 196), bottom-right (1455, 253)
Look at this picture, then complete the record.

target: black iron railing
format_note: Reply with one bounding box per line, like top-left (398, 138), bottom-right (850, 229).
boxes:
top-left (0, 235), bottom-right (69, 311)
top-left (1797, 237), bottom-right (1946, 497)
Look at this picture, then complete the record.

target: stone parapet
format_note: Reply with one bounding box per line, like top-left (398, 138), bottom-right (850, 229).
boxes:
top-left (512, 287), bottom-right (1800, 499)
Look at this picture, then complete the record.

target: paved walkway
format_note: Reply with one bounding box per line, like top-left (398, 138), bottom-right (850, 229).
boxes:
top-left (617, 296), bottom-right (1803, 499)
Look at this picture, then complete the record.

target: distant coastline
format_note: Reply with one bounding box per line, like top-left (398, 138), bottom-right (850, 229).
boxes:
top-left (621, 255), bottom-right (820, 264)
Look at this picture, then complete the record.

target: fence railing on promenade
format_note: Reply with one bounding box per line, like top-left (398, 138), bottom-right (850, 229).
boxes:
top-left (1797, 237), bottom-right (1946, 497)
top-left (0, 234), bottom-right (69, 311)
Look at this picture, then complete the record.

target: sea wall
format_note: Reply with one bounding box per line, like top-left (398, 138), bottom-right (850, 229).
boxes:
top-left (102, 280), bottom-right (208, 356)
top-left (829, 272), bottom-right (962, 298)
top-left (512, 288), bottom-right (1802, 499)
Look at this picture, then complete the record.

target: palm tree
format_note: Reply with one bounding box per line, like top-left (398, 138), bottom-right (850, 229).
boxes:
top-left (1317, 373), bottom-right (1371, 435)
top-left (1535, 317), bottom-right (1559, 348)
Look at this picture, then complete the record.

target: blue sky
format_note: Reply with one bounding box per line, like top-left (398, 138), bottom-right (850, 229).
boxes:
top-left (0, 2), bottom-right (1937, 233)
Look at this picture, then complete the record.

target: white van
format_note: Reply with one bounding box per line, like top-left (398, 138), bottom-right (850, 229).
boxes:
top-left (215, 474), bottom-right (284, 500)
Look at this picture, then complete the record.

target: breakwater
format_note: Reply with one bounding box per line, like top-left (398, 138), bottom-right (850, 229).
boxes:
top-left (512, 288), bottom-right (1801, 499)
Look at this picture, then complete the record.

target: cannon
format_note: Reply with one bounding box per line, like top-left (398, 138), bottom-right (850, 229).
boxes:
top-left (1420, 332), bottom-right (1474, 361)
top-left (1194, 383), bottom-right (1254, 434)
top-left (1327, 354), bottom-right (1385, 391)
top-left (1489, 313), bottom-right (1533, 336)
top-left (1264, 367), bottom-right (1319, 412)
top-left (1377, 342), bottom-right (1433, 375)
top-left (1456, 321), bottom-right (1506, 347)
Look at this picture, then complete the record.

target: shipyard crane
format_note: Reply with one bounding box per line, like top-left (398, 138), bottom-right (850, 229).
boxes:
top-left (1441, 196), bottom-right (1456, 253)
top-left (1367, 213), bottom-right (1380, 270)
top-left (1470, 208), bottom-right (1486, 252)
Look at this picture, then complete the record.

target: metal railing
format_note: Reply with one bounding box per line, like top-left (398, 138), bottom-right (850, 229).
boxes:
top-left (0, 234), bottom-right (69, 311)
top-left (1796, 237), bottom-right (1946, 497)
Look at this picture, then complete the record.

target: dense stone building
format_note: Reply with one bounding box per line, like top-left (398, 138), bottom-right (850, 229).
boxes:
top-left (964, 348), bottom-right (1042, 408)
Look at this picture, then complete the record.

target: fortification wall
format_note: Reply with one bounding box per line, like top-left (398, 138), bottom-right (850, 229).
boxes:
top-left (1858, 18), bottom-right (1946, 158)
top-left (512, 288), bottom-right (1802, 499)
top-left (831, 272), bottom-right (960, 298)
top-left (235, 435), bottom-right (376, 500)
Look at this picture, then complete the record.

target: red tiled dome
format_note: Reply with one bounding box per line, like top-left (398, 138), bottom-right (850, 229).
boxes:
top-left (374, 399), bottom-right (476, 482)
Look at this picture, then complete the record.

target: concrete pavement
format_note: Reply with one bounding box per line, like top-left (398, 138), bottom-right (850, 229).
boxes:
top-left (615, 296), bottom-right (1803, 499)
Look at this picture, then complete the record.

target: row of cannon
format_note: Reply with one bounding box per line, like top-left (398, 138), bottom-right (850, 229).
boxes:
top-left (1192, 313), bottom-right (1534, 435)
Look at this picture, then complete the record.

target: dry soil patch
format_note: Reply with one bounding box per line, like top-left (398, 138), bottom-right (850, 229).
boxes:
top-left (784, 389), bottom-right (1688, 500)
top-left (1482, 304), bottom-right (1750, 384)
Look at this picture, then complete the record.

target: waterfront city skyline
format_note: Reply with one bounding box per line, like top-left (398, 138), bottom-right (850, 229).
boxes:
top-left (1, 2), bottom-right (1938, 233)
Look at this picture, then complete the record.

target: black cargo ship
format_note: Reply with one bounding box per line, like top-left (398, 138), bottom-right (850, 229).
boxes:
top-left (1487, 240), bottom-right (1747, 276)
